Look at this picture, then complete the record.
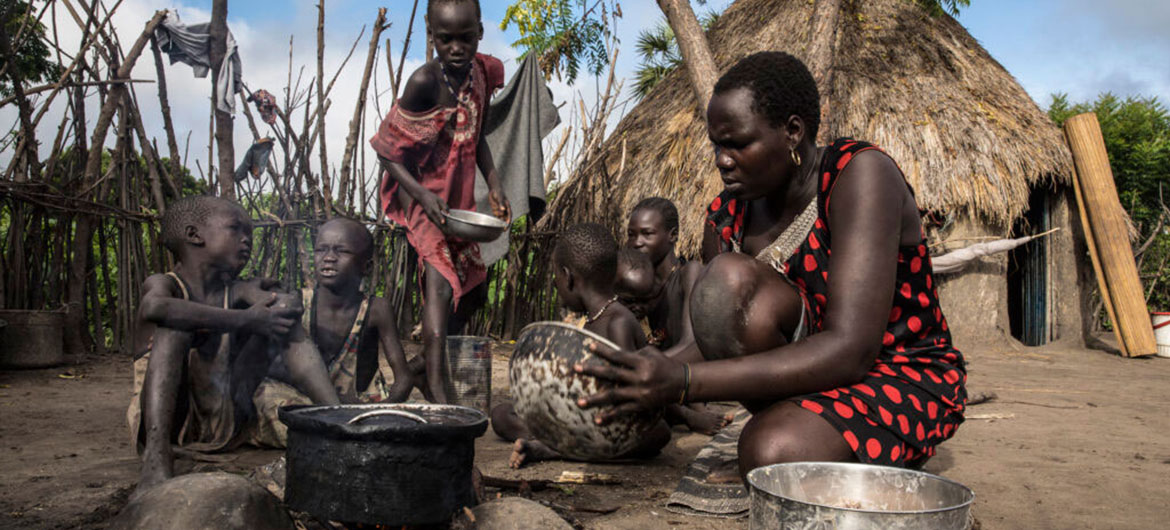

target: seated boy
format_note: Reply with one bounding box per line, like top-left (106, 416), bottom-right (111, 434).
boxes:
top-left (127, 196), bottom-right (339, 495)
top-left (491, 223), bottom-right (671, 468)
top-left (251, 218), bottom-right (415, 446)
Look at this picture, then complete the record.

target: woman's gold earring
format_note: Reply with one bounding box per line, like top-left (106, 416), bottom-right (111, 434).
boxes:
top-left (791, 147), bottom-right (802, 167)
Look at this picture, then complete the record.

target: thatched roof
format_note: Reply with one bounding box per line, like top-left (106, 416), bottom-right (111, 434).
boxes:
top-left (538, 0), bottom-right (1073, 253)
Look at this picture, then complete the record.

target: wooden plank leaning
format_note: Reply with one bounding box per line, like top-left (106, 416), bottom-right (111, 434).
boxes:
top-left (1064, 112), bottom-right (1158, 357)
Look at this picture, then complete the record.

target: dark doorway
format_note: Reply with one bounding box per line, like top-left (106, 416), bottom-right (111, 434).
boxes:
top-left (1008, 188), bottom-right (1051, 346)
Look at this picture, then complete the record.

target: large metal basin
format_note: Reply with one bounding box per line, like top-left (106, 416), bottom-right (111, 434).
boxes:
top-left (747, 462), bottom-right (974, 529)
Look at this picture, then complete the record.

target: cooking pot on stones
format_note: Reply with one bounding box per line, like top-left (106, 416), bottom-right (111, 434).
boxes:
top-left (278, 403), bottom-right (488, 526)
top-left (510, 321), bottom-right (664, 460)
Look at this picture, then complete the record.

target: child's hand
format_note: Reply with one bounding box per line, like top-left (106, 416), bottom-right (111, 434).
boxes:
top-left (419, 190), bottom-right (450, 231)
top-left (244, 293), bottom-right (301, 340)
top-left (488, 186), bottom-right (511, 223)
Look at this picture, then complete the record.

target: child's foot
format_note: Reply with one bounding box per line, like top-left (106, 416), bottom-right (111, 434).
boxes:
top-left (509, 438), bottom-right (559, 469)
top-left (681, 406), bottom-right (734, 435)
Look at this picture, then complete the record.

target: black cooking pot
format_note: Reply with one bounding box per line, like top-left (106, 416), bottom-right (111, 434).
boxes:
top-left (278, 403), bottom-right (488, 526)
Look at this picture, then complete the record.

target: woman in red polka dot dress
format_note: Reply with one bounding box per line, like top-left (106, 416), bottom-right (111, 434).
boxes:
top-left (575, 51), bottom-right (966, 476)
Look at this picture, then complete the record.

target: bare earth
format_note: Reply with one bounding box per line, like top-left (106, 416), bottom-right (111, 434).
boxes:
top-left (1, 339), bottom-right (1168, 529)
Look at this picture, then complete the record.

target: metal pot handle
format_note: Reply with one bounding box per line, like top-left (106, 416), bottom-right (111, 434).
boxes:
top-left (347, 409), bottom-right (428, 425)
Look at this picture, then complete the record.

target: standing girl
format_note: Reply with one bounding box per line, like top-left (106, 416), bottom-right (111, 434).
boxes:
top-left (371, 0), bottom-right (509, 403)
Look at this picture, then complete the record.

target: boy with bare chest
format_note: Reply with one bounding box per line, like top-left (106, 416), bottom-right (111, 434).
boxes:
top-left (128, 196), bottom-right (338, 495)
top-left (251, 219), bottom-right (414, 445)
top-left (306, 219), bottom-right (412, 402)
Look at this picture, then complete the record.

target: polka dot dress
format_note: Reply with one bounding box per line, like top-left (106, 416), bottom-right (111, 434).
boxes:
top-left (706, 138), bottom-right (967, 467)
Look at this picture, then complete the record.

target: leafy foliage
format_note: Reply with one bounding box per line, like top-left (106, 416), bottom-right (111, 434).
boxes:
top-left (631, 10), bottom-right (720, 100)
top-left (0, 0), bottom-right (63, 97)
top-left (1048, 93), bottom-right (1170, 309)
top-left (500, 0), bottom-right (618, 83)
top-left (914, 0), bottom-right (971, 16)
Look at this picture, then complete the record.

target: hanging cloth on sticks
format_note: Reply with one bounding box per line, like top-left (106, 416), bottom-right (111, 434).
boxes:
top-left (247, 89), bottom-right (279, 125)
top-left (154, 9), bottom-right (243, 114)
top-left (474, 55), bottom-right (561, 265)
top-left (234, 138), bottom-right (274, 181)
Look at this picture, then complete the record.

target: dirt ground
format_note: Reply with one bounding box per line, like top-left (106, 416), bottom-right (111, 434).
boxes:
top-left (2, 338), bottom-right (1168, 529)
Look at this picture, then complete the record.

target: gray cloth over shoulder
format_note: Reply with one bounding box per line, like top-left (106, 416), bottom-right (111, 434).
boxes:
top-left (154, 9), bottom-right (242, 114)
top-left (475, 55), bottom-right (561, 265)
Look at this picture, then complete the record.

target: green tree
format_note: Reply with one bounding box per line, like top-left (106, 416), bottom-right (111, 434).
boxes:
top-left (0, 0), bottom-right (62, 97)
top-left (631, 10), bottom-right (718, 100)
top-left (1048, 93), bottom-right (1170, 309)
top-left (500, 0), bottom-right (618, 83)
top-left (915, 0), bottom-right (970, 16)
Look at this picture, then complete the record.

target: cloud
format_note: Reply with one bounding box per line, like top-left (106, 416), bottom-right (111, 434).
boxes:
top-left (1062, 0), bottom-right (1170, 49)
top-left (958, 0), bottom-right (1170, 109)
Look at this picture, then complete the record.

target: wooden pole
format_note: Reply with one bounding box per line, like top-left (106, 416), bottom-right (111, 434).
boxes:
top-left (209, 0), bottom-right (235, 199)
top-left (0, 78), bottom-right (153, 107)
top-left (316, 0), bottom-right (333, 216)
top-left (150, 35), bottom-right (183, 183)
top-left (395, 0), bottom-right (420, 99)
top-left (1064, 113), bottom-right (1158, 357)
top-left (68, 9), bottom-right (166, 355)
top-left (339, 8), bottom-right (387, 212)
top-left (0, 13), bottom-right (43, 180)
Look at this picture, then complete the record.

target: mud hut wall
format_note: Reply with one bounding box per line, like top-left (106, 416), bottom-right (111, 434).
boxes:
top-left (935, 216), bottom-right (1012, 348)
top-left (1048, 185), bottom-right (1090, 346)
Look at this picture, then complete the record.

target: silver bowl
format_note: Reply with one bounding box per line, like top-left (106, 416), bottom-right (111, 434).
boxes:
top-left (747, 462), bottom-right (974, 529)
top-left (443, 209), bottom-right (508, 242)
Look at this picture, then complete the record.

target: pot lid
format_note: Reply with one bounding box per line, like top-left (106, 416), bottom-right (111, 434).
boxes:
top-left (279, 403), bottom-right (488, 441)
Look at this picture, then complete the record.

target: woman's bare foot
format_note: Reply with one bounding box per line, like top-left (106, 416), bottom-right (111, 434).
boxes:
top-left (681, 405), bottom-right (734, 435)
top-left (509, 438), bottom-right (560, 469)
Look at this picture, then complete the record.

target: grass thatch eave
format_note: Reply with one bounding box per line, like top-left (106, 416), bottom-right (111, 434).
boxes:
top-left (539, 0), bottom-right (1073, 255)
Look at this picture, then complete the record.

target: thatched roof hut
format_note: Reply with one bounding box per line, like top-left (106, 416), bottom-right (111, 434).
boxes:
top-left (539, 0), bottom-right (1092, 347)
top-left (541, 0), bottom-right (1070, 246)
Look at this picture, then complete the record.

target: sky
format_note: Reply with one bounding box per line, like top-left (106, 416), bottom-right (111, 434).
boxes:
top-left (3, 0), bottom-right (1168, 208)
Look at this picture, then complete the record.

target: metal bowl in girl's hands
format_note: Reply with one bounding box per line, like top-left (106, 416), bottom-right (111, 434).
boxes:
top-left (443, 209), bottom-right (508, 242)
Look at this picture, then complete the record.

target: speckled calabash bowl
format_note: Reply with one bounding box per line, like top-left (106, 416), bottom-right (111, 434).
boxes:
top-left (509, 321), bottom-right (664, 460)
